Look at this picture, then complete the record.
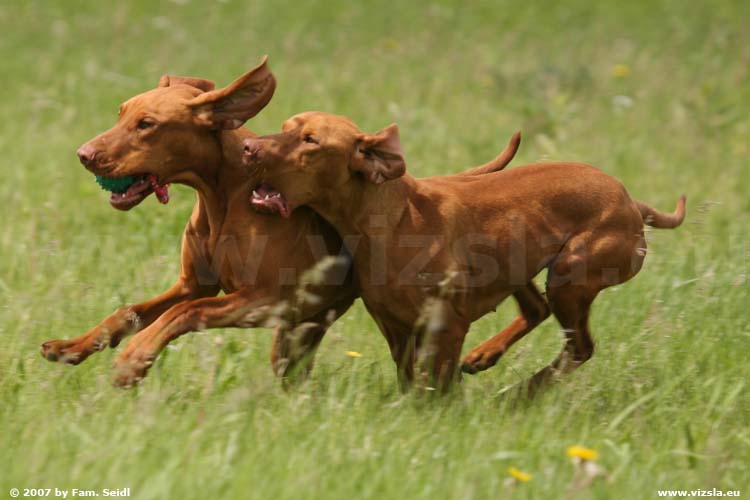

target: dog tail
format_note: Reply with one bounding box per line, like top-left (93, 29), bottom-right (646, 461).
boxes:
top-left (635, 195), bottom-right (686, 229)
top-left (459, 131), bottom-right (521, 176)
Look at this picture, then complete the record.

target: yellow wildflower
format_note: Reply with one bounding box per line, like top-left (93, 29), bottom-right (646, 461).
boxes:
top-left (612, 64), bottom-right (631, 78)
top-left (507, 466), bottom-right (532, 482)
top-left (346, 351), bottom-right (363, 358)
top-left (383, 39), bottom-right (400, 51)
top-left (567, 445), bottom-right (599, 461)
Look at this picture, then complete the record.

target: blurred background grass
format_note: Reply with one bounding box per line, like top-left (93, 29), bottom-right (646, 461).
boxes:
top-left (1, 0), bottom-right (748, 498)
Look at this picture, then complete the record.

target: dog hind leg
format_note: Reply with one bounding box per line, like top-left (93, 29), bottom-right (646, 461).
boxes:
top-left (460, 282), bottom-right (550, 374)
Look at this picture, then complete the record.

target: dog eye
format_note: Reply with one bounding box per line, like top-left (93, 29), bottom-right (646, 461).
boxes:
top-left (137, 119), bottom-right (155, 130)
top-left (303, 134), bottom-right (318, 144)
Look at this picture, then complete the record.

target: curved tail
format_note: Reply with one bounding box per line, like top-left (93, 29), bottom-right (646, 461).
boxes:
top-left (635, 195), bottom-right (686, 228)
top-left (459, 131), bottom-right (521, 176)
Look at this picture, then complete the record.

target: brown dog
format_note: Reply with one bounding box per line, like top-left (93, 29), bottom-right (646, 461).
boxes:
top-left (40, 65), bottom-right (520, 388)
top-left (241, 112), bottom-right (686, 392)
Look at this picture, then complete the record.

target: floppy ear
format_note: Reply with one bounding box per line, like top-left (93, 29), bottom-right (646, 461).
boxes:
top-left (186, 56), bottom-right (276, 130)
top-left (351, 124), bottom-right (406, 184)
top-left (158, 75), bottom-right (216, 92)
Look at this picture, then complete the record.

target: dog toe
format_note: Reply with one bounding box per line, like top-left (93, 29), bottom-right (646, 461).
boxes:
top-left (40, 341), bottom-right (59, 362)
top-left (460, 351), bottom-right (499, 374)
top-left (460, 361), bottom-right (479, 374)
top-left (112, 352), bottom-right (155, 388)
top-left (40, 340), bottom-right (88, 365)
top-left (112, 368), bottom-right (140, 389)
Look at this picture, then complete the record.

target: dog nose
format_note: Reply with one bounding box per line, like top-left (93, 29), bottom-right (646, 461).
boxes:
top-left (77, 144), bottom-right (99, 166)
top-left (243, 138), bottom-right (258, 154)
top-left (242, 138), bottom-right (261, 162)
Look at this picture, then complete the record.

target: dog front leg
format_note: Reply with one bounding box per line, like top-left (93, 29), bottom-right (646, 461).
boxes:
top-left (111, 290), bottom-right (280, 387)
top-left (40, 281), bottom-right (214, 365)
top-left (271, 293), bottom-right (355, 386)
top-left (414, 298), bottom-right (469, 393)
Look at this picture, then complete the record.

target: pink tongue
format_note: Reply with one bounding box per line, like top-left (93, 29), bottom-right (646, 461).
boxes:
top-left (148, 175), bottom-right (170, 204)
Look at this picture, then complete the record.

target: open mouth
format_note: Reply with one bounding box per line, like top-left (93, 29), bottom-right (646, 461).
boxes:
top-left (95, 174), bottom-right (170, 211)
top-left (251, 183), bottom-right (290, 218)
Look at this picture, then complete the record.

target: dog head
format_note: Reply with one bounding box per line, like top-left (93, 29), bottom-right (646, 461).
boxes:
top-left (242, 111), bottom-right (405, 218)
top-left (77, 57), bottom-right (276, 210)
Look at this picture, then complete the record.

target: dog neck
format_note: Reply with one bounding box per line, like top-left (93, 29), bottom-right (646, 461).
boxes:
top-left (311, 174), bottom-right (417, 258)
top-left (175, 129), bottom-right (254, 239)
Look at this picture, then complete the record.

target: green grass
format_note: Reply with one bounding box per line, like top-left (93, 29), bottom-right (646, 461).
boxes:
top-left (1, 0), bottom-right (749, 498)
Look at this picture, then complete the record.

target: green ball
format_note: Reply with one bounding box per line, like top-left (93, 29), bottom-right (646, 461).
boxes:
top-left (95, 175), bottom-right (137, 194)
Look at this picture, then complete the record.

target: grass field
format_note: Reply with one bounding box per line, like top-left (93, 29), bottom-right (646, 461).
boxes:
top-left (1, 0), bottom-right (749, 498)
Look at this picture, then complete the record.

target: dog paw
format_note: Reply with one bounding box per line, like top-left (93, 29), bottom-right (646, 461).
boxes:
top-left (112, 351), bottom-right (155, 388)
top-left (460, 350), bottom-right (500, 374)
top-left (40, 339), bottom-right (98, 365)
